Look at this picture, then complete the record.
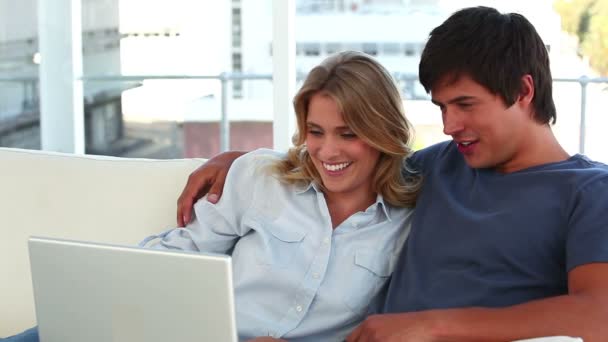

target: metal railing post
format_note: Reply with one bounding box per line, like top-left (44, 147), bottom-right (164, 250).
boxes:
top-left (220, 72), bottom-right (230, 152)
top-left (579, 76), bottom-right (588, 154)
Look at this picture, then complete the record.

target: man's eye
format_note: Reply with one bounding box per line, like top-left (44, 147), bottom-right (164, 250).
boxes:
top-left (458, 103), bottom-right (473, 109)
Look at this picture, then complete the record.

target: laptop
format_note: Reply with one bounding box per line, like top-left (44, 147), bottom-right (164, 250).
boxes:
top-left (28, 236), bottom-right (238, 342)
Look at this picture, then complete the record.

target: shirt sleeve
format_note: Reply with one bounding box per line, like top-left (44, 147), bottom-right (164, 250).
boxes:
top-left (566, 175), bottom-right (608, 271)
top-left (140, 149), bottom-right (282, 254)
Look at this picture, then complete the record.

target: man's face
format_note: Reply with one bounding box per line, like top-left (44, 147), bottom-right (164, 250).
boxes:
top-left (431, 74), bottom-right (533, 172)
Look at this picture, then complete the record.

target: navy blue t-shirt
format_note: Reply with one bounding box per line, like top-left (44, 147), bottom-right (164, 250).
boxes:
top-left (381, 141), bottom-right (608, 312)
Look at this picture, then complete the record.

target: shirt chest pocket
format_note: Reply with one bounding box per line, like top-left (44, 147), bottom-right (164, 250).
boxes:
top-left (244, 216), bottom-right (307, 268)
top-left (342, 249), bottom-right (392, 315)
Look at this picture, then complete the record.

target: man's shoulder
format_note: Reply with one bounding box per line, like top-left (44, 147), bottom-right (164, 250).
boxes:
top-left (569, 154), bottom-right (608, 171)
top-left (414, 140), bottom-right (454, 157)
top-left (408, 140), bottom-right (458, 171)
top-left (563, 154), bottom-right (608, 191)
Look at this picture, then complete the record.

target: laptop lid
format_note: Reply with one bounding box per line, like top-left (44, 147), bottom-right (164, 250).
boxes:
top-left (28, 236), bottom-right (238, 342)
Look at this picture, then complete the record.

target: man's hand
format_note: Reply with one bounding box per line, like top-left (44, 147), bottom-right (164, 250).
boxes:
top-left (177, 151), bottom-right (246, 226)
top-left (346, 312), bottom-right (439, 342)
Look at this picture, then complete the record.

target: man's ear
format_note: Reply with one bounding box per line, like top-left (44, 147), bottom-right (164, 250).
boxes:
top-left (518, 74), bottom-right (535, 106)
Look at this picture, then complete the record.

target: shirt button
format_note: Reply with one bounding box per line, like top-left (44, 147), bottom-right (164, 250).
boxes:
top-left (312, 272), bottom-right (320, 279)
top-left (296, 305), bottom-right (303, 312)
top-left (322, 237), bottom-right (330, 245)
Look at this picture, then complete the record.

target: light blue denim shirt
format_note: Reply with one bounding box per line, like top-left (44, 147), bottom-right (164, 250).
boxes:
top-left (140, 149), bottom-right (413, 342)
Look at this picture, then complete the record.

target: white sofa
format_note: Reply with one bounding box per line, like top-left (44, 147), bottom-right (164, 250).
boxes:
top-left (0, 147), bottom-right (583, 341)
top-left (0, 147), bottom-right (204, 337)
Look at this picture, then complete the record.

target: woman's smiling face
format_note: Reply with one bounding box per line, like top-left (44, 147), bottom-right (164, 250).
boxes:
top-left (305, 93), bottom-right (381, 202)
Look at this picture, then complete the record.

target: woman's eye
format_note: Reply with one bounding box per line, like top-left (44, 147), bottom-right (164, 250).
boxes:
top-left (341, 133), bottom-right (357, 139)
top-left (308, 130), bottom-right (322, 136)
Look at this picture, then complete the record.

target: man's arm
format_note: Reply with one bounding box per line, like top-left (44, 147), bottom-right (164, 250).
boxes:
top-left (177, 151), bottom-right (246, 226)
top-left (149, 150), bottom-right (264, 253)
top-left (347, 263), bottom-right (608, 342)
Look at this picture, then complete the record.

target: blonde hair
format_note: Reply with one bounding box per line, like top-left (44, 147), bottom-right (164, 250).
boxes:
top-left (272, 51), bottom-right (421, 207)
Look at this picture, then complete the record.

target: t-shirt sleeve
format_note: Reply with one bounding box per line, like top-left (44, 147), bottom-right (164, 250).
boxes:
top-left (566, 176), bottom-right (608, 271)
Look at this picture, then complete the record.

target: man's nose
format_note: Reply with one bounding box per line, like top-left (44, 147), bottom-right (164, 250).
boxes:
top-left (442, 110), bottom-right (464, 136)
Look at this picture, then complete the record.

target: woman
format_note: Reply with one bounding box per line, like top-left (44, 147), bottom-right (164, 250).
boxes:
top-left (7, 51), bottom-right (420, 342)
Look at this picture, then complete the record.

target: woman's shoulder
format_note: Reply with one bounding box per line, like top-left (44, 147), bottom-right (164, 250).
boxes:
top-left (228, 148), bottom-right (291, 191)
top-left (231, 148), bottom-right (285, 174)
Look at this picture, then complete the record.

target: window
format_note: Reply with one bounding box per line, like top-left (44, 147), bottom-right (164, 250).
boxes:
top-left (382, 42), bottom-right (401, 55)
top-left (301, 43), bottom-right (321, 56)
top-left (325, 42), bottom-right (342, 55)
top-left (404, 43), bottom-right (416, 57)
top-left (362, 42), bottom-right (378, 56)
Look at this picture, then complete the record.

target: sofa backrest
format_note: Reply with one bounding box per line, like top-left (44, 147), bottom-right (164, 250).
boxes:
top-left (0, 147), bottom-right (205, 336)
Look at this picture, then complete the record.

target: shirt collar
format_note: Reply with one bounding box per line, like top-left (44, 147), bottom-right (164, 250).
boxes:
top-left (374, 193), bottom-right (391, 222)
top-left (295, 182), bottom-right (392, 221)
top-left (294, 181), bottom-right (316, 194)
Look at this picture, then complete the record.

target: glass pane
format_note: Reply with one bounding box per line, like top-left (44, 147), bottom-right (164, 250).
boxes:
top-left (81, 0), bottom-right (274, 159)
top-left (82, 76), bottom-right (274, 159)
top-left (0, 0), bottom-right (40, 149)
top-left (295, 0), bottom-right (445, 149)
top-left (583, 82), bottom-right (608, 163)
top-left (9, 0), bottom-right (606, 162)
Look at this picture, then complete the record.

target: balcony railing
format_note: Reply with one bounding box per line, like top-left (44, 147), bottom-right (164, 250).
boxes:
top-left (1, 74), bottom-right (607, 154)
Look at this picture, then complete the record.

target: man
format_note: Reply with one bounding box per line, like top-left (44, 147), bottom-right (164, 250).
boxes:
top-left (178, 7), bottom-right (608, 342)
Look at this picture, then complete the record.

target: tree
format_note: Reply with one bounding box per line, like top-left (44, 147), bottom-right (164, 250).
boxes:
top-left (554, 0), bottom-right (595, 40)
top-left (554, 0), bottom-right (608, 76)
top-left (582, 0), bottom-right (608, 75)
